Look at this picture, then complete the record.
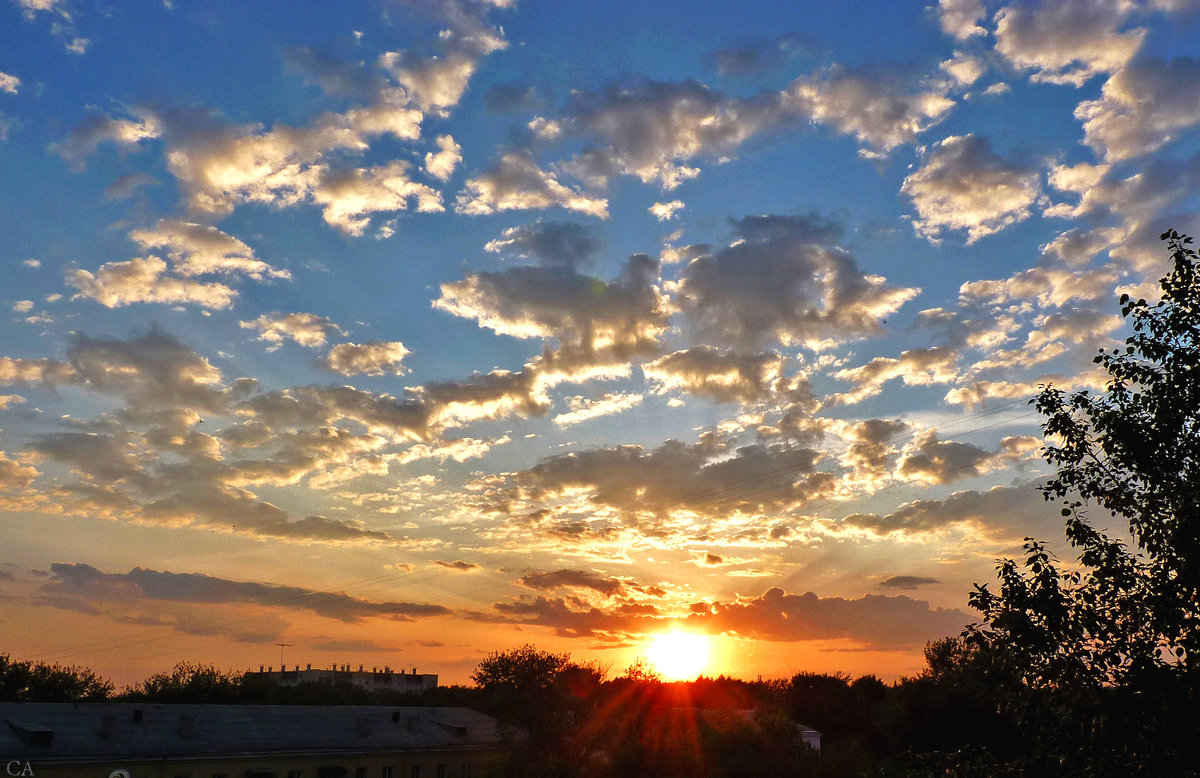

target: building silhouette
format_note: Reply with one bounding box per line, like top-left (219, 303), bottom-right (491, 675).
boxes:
top-left (0, 702), bottom-right (508, 778)
top-left (245, 664), bottom-right (438, 695)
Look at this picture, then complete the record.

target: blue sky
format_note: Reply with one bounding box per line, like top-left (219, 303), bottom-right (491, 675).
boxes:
top-left (2, 0), bottom-right (1200, 684)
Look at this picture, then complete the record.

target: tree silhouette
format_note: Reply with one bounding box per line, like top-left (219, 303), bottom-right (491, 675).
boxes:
top-left (122, 661), bottom-right (243, 703)
top-left (967, 231), bottom-right (1200, 775)
top-left (0, 653), bottom-right (113, 701)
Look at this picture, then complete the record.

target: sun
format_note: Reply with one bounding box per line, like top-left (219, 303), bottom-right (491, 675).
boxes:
top-left (646, 630), bottom-right (711, 681)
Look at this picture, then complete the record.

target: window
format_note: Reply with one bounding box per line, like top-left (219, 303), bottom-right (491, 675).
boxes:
top-left (382, 769), bottom-right (393, 778)
top-left (460, 764), bottom-right (472, 778)
top-left (355, 770), bottom-right (368, 778)
top-left (410, 767), bottom-right (421, 778)
top-left (288, 772), bottom-right (302, 778)
top-left (436, 767), bottom-right (446, 778)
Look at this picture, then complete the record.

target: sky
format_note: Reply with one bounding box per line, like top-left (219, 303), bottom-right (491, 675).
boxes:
top-left (2, 0), bottom-right (1200, 687)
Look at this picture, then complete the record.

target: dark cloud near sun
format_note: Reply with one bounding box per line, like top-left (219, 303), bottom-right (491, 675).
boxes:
top-left (517, 568), bottom-right (630, 597)
top-left (684, 588), bottom-right (969, 649)
top-left (472, 586), bottom-right (967, 649)
top-left (434, 560), bottom-right (481, 572)
top-left (40, 563), bottom-right (451, 622)
top-left (878, 575), bottom-right (940, 590)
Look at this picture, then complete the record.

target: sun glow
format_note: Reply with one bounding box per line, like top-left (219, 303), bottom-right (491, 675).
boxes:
top-left (646, 630), bottom-right (712, 680)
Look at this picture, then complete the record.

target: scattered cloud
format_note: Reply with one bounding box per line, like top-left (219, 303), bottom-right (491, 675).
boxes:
top-left (675, 213), bottom-right (919, 349)
top-left (1076, 56), bottom-right (1200, 162)
top-left (484, 220), bottom-right (601, 269)
top-left (434, 252), bottom-right (668, 366)
top-left (67, 256), bottom-right (237, 309)
top-left (455, 149), bottom-right (609, 217)
top-left (902, 134), bottom-right (1042, 244)
top-left (497, 432), bottom-right (832, 528)
top-left (0, 450), bottom-right (38, 489)
top-left (649, 200), bottom-right (684, 221)
top-left (517, 568), bottom-right (634, 597)
top-left (553, 392), bottom-right (643, 426)
top-left (241, 312), bottom-right (343, 349)
top-left (879, 575), bottom-right (940, 589)
top-left (425, 134), bottom-right (463, 180)
top-left (322, 341), bottom-right (411, 376)
top-left (683, 587), bottom-right (970, 649)
top-left (41, 563), bottom-right (452, 622)
top-left (709, 35), bottom-right (812, 76)
top-left (643, 347), bottom-right (812, 406)
top-left (841, 481), bottom-right (1058, 539)
top-left (831, 347), bottom-right (959, 405)
top-left (894, 428), bottom-right (1029, 485)
top-left (784, 67), bottom-right (955, 156)
top-left (937, 0), bottom-right (987, 40)
top-left (55, 109), bottom-right (161, 169)
top-left (130, 219), bottom-right (289, 280)
top-left (993, 0), bottom-right (1144, 86)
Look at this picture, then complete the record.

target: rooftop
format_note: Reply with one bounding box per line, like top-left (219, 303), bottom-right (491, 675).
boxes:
top-left (0, 702), bottom-right (508, 763)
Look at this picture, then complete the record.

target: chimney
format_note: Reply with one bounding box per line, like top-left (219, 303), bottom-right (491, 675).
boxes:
top-left (259, 665), bottom-right (264, 672)
top-left (306, 663), bottom-right (312, 670)
top-left (359, 665), bottom-right (364, 672)
top-left (411, 667), bottom-right (417, 676)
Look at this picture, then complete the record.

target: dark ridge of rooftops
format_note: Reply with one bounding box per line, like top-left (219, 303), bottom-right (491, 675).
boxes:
top-left (0, 702), bottom-right (514, 761)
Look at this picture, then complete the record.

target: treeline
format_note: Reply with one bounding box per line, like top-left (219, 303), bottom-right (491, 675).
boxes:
top-left (0, 640), bottom-right (1099, 776)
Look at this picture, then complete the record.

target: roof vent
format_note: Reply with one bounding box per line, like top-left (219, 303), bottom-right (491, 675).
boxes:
top-left (6, 722), bottom-right (53, 747)
top-left (391, 712), bottom-right (401, 724)
top-left (436, 722), bottom-right (467, 737)
top-left (132, 709), bottom-right (143, 724)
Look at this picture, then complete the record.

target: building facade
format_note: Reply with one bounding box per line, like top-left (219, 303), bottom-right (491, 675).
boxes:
top-left (0, 703), bottom-right (509, 778)
top-left (246, 666), bottom-right (438, 695)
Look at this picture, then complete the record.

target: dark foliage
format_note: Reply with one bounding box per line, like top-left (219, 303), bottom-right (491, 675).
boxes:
top-left (963, 231), bottom-right (1200, 776)
top-left (0, 653), bottom-right (113, 701)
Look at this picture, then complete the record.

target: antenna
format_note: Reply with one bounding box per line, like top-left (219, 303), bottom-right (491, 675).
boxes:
top-left (274, 642), bottom-right (293, 668)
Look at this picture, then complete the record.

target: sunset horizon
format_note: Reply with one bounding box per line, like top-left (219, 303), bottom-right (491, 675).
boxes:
top-left (3, 0), bottom-right (1200, 695)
